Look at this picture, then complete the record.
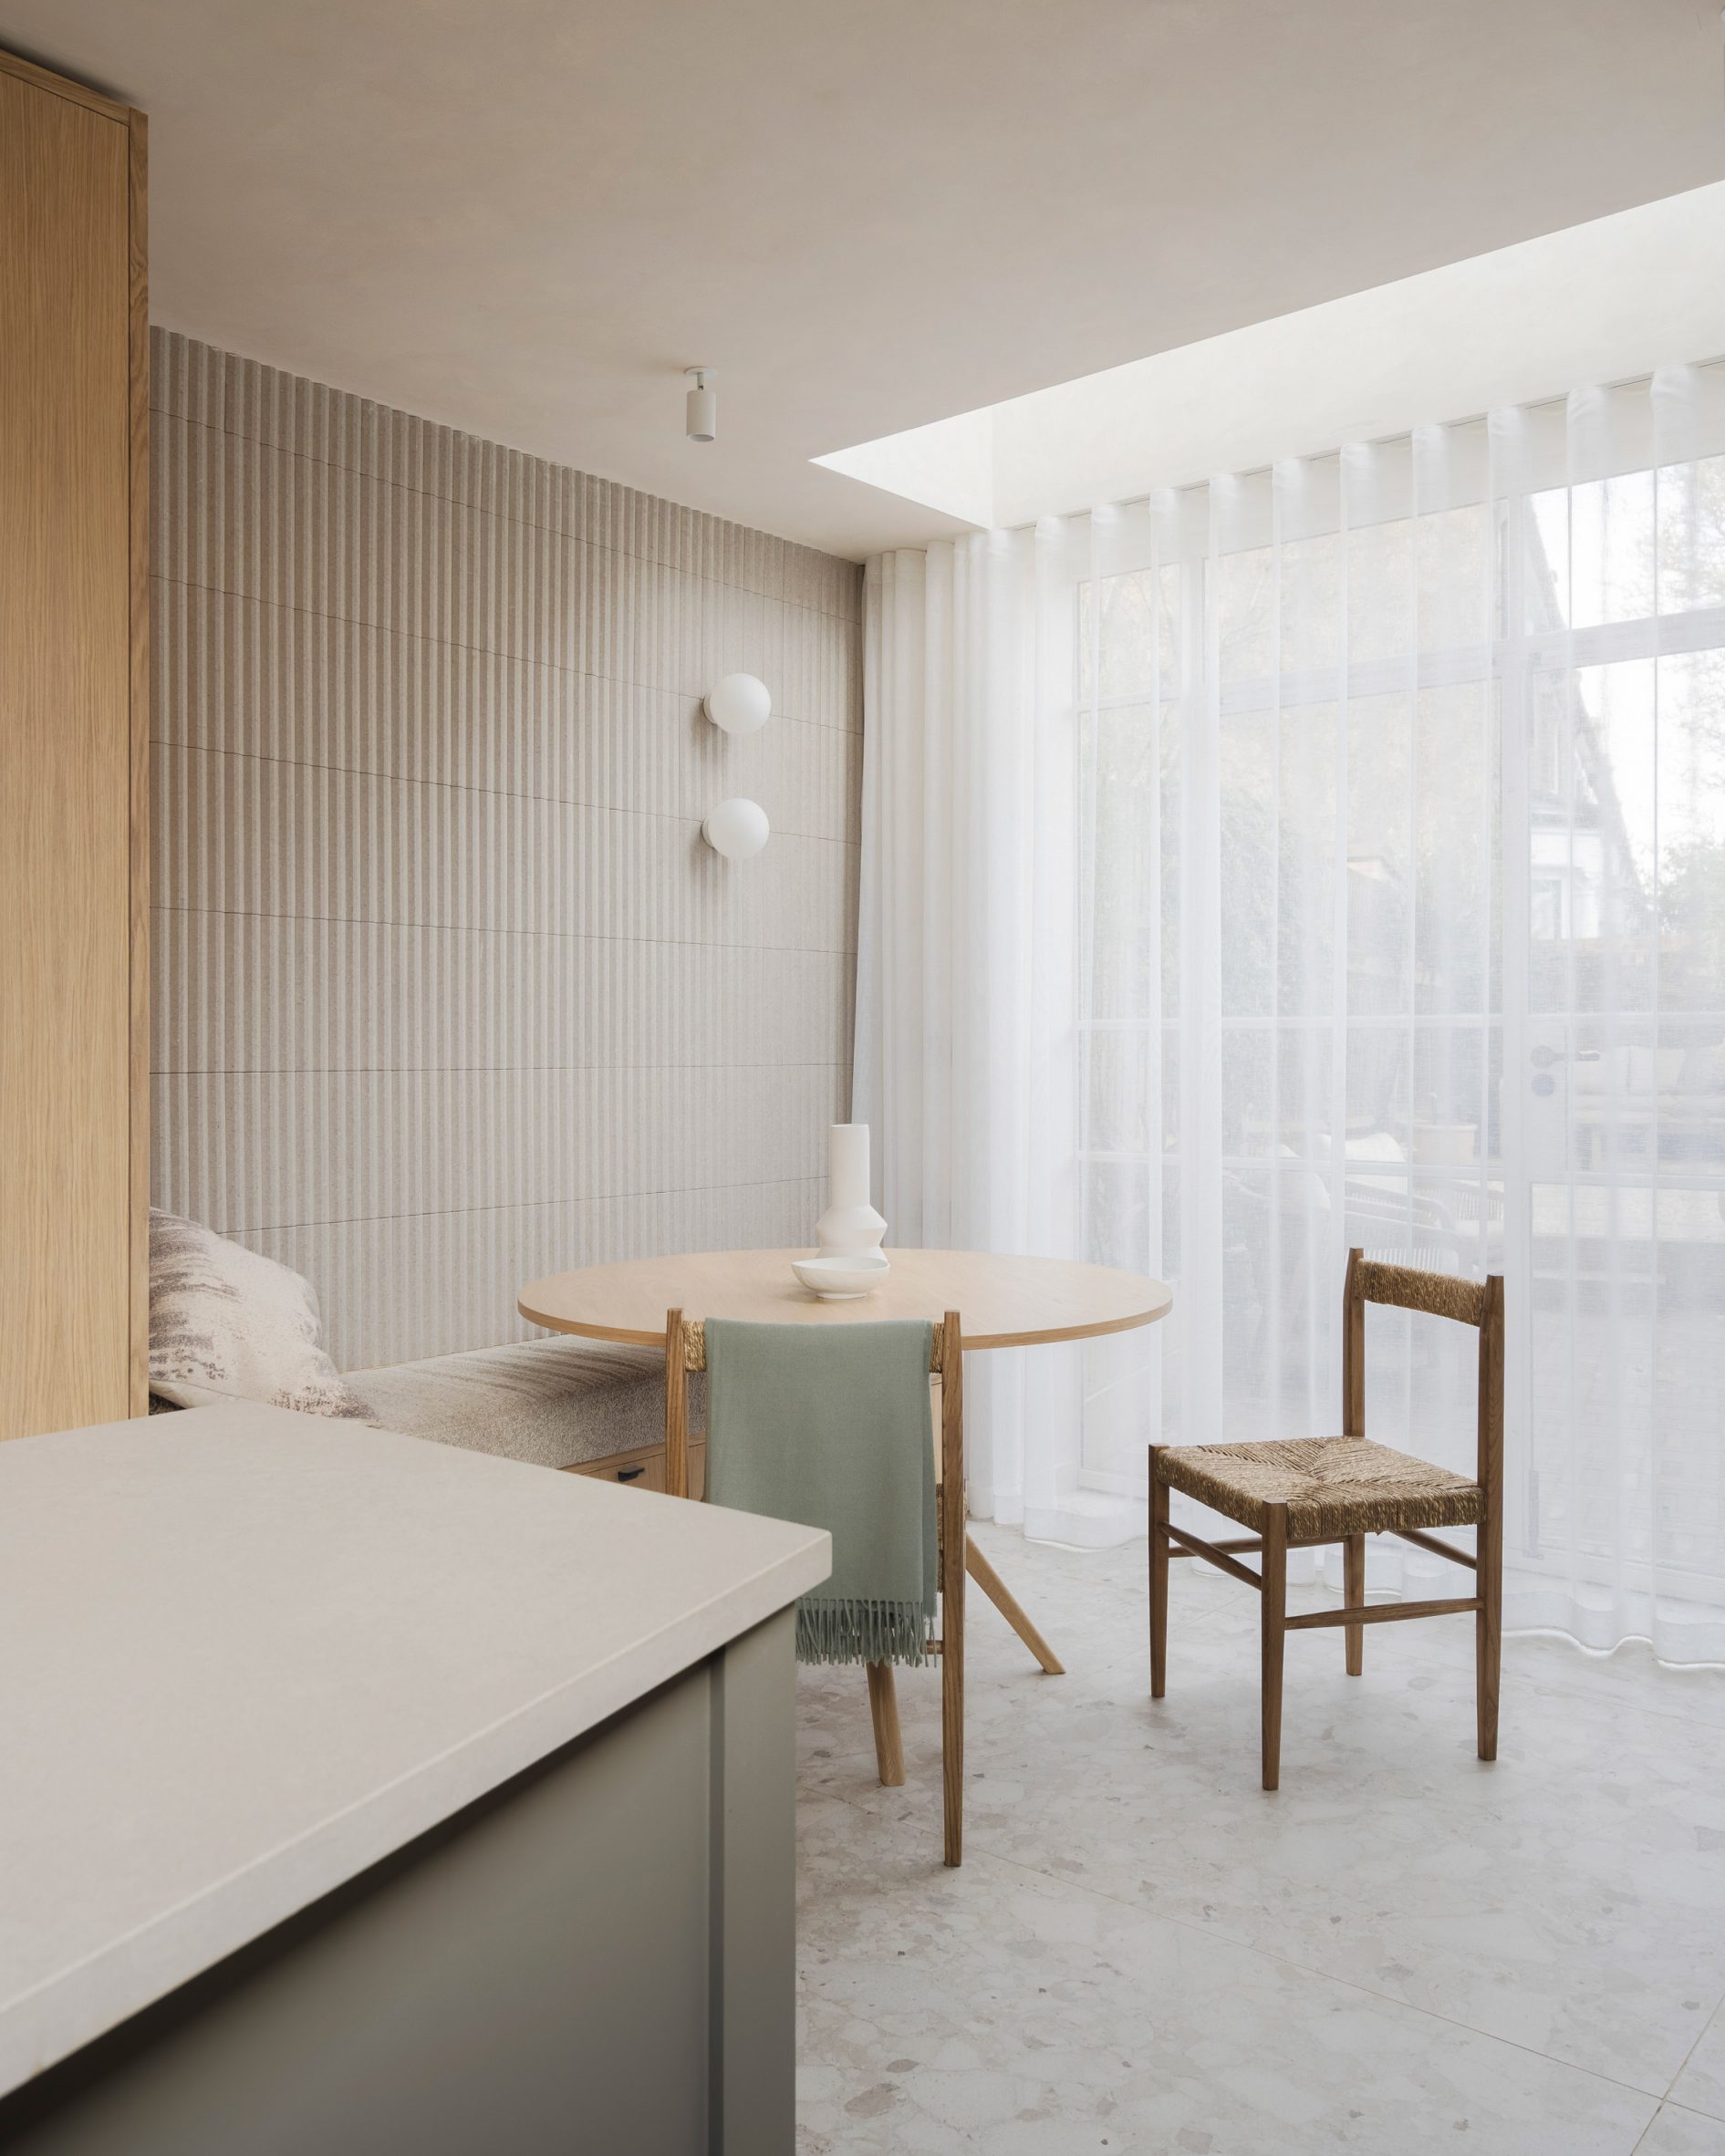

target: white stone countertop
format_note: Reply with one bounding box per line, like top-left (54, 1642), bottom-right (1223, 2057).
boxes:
top-left (0, 1403), bottom-right (830, 2100)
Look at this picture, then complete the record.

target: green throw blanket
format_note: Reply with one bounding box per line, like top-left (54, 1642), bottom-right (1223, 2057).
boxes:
top-left (704, 1318), bottom-right (937, 1666)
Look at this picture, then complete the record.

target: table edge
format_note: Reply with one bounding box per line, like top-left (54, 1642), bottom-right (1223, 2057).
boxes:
top-left (516, 1287), bottom-right (1174, 1352)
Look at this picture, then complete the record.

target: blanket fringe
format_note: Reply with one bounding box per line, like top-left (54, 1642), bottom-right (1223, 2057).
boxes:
top-left (796, 1595), bottom-right (933, 1667)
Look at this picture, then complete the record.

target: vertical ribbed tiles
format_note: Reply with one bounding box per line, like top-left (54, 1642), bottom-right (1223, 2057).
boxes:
top-left (150, 330), bottom-right (861, 1369)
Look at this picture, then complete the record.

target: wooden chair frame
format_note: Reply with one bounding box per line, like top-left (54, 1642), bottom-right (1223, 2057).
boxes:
top-left (1148, 1249), bottom-right (1504, 1789)
top-left (663, 1309), bottom-right (971, 1866)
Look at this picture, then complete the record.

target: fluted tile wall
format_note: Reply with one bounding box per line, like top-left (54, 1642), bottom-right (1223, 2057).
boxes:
top-left (150, 330), bottom-right (862, 1372)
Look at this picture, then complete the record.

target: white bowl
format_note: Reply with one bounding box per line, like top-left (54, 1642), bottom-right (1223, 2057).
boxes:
top-left (791, 1253), bottom-right (891, 1301)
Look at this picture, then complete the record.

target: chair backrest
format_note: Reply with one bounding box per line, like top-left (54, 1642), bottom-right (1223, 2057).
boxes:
top-left (668, 1316), bottom-right (952, 1378)
top-left (1342, 1249), bottom-right (1504, 1497)
top-left (660, 1309), bottom-right (962, 1510)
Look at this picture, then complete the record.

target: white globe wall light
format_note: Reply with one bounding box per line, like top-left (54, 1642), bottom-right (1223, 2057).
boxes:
top-left (704, 671), bottom-right (772, 735)
top-left (702, 796), bottom-right (769, 860)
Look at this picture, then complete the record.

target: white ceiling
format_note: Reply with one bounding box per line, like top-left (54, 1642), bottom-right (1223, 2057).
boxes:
top-left (823, 181), bottom-right (1725, 529)
top-left (6, 0), bottom-right (1723, 558)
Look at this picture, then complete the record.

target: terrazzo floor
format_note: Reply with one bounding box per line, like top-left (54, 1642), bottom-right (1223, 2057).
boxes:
top-left (794, 1522), bottom-right (1725, 2155)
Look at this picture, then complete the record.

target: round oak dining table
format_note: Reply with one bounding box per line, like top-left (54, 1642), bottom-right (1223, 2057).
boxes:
top-left (517, 1248), bottom-right (1172, 1699)
top-left (517, 1247), bottom-right (1172, 1350)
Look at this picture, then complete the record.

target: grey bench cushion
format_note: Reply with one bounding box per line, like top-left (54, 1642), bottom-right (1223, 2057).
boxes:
top-left (348, 1336), bottom-right (704, 1472)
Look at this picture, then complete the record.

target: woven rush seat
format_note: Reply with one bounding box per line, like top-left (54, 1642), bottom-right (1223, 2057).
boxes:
top-left (1157, 1435), bottom-right (1483, 1542)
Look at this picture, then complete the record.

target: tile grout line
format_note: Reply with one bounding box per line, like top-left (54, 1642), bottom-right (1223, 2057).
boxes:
top-left (1628, 2108), bottom-right (1722, 2155)
top-left (152, 1062), bottom-right (850, 1079)
top-left (801, 1599), bottom-right (1723, 2126)
top-left (944, 1831), bottom-right (1680, 2120)
top-left (150, 734), bottom-right (860, 848)
top-left (1659, 1989), bottom-right (1725, 2111)
top-left (1626, 2103), bottom-right (1725, 2155)
top-left (1509, 1688), bottom-right (1725, 1743)
top-left (151, 570), bottom-right (863, 738)
top-left (805, 1742), bottom-right (1682, 2126)
top-left (152, 586), bottom-right (863, 748)
top-left (795, 1539), bottom-right (1725, 2146)
top-left (148, 901), bottom-right (859, 958)
top-left (150, 400), bottom-right (865, 627)
top-left (186, 1174), bottom-right (827, 1241)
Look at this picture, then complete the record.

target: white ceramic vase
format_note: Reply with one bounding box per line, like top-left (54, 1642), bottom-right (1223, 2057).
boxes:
top-left (816, 1124), bottom-right (887, 1260)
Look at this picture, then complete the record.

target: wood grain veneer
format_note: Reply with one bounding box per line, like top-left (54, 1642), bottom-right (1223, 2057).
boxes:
top-left (127, 106), bottom-right (151, 1415)
top-left (0, 48), bottom-right (148, 1439)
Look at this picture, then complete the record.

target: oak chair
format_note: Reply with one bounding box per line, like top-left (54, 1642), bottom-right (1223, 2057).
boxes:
top-left (662, 1309), bottom-right (972, 1866)
top-left (1148, 1249), bottom-right (1504, 1789)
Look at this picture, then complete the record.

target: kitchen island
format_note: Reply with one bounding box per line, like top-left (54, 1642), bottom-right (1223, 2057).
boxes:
top-left (0, 1402), bottom-right (829, 2154)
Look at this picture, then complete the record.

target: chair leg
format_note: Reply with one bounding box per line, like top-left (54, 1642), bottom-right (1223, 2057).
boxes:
top-left (1344, 1533), bottom-right (1365, 1676)
top-left (1477, 1508), bottom-right (1502, 1763)
top-left (1477, 1273), bottom-right (1504, 1761)
top-left (1261, 1503), bottom-right (1288, 1792)
top-left (865, 1661), bottom-right (905, 1786)
top-left (941, 1614), bottom-right (963, 1865)
top-left (1148, 1445), bottom-right (1169, 1699)
top-left (940, 1312), bottom-right (965, 1867)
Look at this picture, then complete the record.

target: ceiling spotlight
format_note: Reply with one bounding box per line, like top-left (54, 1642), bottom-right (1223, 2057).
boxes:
top-left (685, 367), bottom-right (716, 442)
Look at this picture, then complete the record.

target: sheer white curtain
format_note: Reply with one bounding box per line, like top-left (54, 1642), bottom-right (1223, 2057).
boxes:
top-left (857, 365), bottom-right (1725, 1659)
top-left (855, 537), bottom-right (1103, 1543)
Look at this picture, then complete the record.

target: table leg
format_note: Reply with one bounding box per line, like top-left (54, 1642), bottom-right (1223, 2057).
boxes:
top-left (864, 1661), bottom-right (906, 1786)
top-left (964, 1534), bottom-right (1065, 1675)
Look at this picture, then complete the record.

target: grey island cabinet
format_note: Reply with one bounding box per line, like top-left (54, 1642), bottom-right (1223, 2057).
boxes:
top-left (0, 1404), bottom-right (829, 2156)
